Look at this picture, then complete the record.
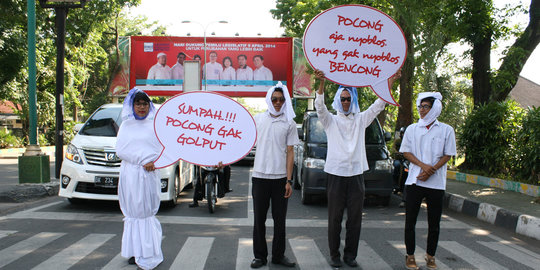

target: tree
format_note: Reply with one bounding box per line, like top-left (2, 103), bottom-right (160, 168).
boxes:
top-left (0, 0), bottom-right (165, 144)
top-left (445, 0), bottom-right (539, 105)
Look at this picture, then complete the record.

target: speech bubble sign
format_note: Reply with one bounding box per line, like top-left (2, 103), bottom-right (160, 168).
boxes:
top-left (153, 91), bottom-right (257, 168)
top-left (303, 4), bottom-right (407, 105)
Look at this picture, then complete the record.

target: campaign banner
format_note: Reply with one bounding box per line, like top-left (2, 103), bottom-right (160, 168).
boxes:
top-left (303, 5), bottom-right (407, 105)
top-left (130, 36), bottom-right (293, 97)
top-left (153, 91), bottom-right (257, 168)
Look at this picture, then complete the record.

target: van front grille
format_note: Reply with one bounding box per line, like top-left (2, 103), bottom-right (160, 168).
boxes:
top-left (83, 149), bottom-right (121, 167)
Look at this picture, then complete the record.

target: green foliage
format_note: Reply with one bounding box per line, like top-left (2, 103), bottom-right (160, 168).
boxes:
top-left (458, 100), bottom-right (524, 177)
top-left (513, 107), bottom-right (540, 184)
top-left (0, 129), bottom-right (23, 148)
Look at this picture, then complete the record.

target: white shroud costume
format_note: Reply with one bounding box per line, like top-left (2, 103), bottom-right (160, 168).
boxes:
top-left (116, 88), bottom-right (163, 269)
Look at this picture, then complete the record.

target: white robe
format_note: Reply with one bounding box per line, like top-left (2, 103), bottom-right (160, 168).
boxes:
top-left (116, 117), bottom-right (163, 270)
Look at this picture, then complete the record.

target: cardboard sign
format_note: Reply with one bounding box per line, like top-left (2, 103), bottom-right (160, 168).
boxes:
top-left (153, 91), bottom-right (257, 168)
top-left (303, 5), bottom-right (407, 105)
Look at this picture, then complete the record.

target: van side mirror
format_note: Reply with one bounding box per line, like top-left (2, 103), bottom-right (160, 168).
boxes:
top-left (74, 123), bottom-right (84, 133)
top-left (384, 131), bottom-right (392, 142)
top-left (298, 128), bottom-right (304, 141)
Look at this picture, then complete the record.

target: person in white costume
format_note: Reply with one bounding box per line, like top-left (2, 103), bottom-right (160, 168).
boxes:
top-left (147, 52), bottom-right (171, 85)
top-left (314, 69), bottom-right (400, 268)
top-left (116, 88), bottom-right (163, 270)
top-left (400, 92), bottom-right (456, 270)
top-left (220, 56), bottom-right (236, 85)
top-left (253, 55), bottom-right (273, 81)
top-left (171, 52), bottom-right (186, 82)
top-left (250, 82), bottom-right (299, 269)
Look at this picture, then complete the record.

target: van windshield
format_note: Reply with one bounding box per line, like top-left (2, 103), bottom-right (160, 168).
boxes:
top-left (79, 107), bottom-right (123, 137)
top-left (308, 117), bottom-right (383, 144)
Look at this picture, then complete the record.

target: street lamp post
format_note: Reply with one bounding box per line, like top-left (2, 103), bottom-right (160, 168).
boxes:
top-left (39, 0), bottom-right (86, 179)
top-left (181, 20), bottom-right (228, 90)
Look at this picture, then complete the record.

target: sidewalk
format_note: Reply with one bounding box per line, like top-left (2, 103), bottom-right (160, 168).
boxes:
top-left (444, 174), bottom-right (540, 241)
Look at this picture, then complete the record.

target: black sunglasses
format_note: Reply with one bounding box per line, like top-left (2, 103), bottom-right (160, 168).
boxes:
top-left (340, 97), bottom-right (351, 102)
top-left (271, 97), bottom-right (286, 103)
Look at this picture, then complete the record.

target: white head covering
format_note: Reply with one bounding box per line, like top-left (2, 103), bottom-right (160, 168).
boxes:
top-left (332, 86), bottom-right (360, 115)
top-left (121, 88), bottom-right (156, 121)
top-left (265, 81), bottom-right (295, 121)
top-left (157, 52), bottom-right (166, 58)
top-left (416, 92), bottom-right (442, 127)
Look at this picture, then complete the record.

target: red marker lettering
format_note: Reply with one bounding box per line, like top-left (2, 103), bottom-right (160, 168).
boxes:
top-left (337, 16), bottom-right (383, 32)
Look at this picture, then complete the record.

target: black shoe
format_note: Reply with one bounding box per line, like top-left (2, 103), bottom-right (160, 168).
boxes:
top-left (344, 258), bottom-right (358, 267)
top-left (250, 258), bottom-right (267, 268)
top-left (226, 189), bottom-right (233, 193)
top-left (330, 257), bottom-right (342, 267)
top-left (272, 256), bottom-right (296, 267)
top-left (128, 257), bottom-right (136, 265)
top-left (188, 201), bottom-right (198, 208)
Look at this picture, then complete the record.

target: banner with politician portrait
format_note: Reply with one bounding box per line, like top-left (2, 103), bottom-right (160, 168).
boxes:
top-left (130, 36), bottom-right (293, 97)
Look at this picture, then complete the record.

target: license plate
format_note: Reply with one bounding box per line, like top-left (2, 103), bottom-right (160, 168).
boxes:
top-left (94, 176), bottom-right (118, 188)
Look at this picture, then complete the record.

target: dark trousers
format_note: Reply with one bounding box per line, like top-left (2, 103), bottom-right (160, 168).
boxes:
top-left (327, 173), bottom-right (365, 260)
top-left (252, 177), bottom-right (289, 261)
top-left (404, 184), bottom-right (444, 256)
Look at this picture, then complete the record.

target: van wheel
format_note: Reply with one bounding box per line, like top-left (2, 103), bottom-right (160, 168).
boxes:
top-left (380, 196), bottom-right (390, 206)
top-left (301, 181), bottom-right (311, 204)
top-left (164, 169), bottom-right (180, 208)
top-left (292, 165), bottom-right (300, 190)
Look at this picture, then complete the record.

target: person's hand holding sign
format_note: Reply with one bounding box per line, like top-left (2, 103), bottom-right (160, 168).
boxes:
top-left (315, 68), bottom-right (401, 96)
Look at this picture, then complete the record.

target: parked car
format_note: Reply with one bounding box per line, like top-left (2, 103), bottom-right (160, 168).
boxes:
top-left (293, 111), bottom-right (394, 205)
top-left (58, 103), bottom-right (195, 207)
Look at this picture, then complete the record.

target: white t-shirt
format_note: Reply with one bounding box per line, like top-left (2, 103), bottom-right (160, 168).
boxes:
top-left (252, 112), bottom-right (299, 179)
top-left (253, 66), bottom-right (273, 81)
top-left (147, 63), bottom-right (171, 82)
top-left (315, 93), bottom-right (386, 177)
top-left (171, 63), bottom-right (184, 80)
top-left (220, 66), bottom-right (236, 82)
top-left (203, 62), bottom-right (223, 80)
top-left (236, 66), bottom-right (253, 81)
top-left (399, 120), bottom-right (456, 190)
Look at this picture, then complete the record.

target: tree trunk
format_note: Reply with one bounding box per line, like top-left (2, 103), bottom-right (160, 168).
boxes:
top-left (395, 17), bottom-right (415, 131)
top-left (492, 0), bottom-right (540, 102)
top-left (471, 33), bottom-right (492, 106)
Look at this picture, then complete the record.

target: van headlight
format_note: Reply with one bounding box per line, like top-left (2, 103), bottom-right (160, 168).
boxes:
top-left (304, 158), bottom-right (325, 169)
top-left (65, 144), bottom-right (83, 164)
top-left (374, 159), bottom-right (392, 171)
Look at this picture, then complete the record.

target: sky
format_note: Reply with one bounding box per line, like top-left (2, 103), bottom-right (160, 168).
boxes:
top-left (126, 0), bottom-right (540, 88)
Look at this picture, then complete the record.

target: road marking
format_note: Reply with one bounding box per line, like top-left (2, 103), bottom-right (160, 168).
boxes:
top-left (236, 238), bottom-right (268, 270)
top-left (478, 241), bottom-right (540, 269)
top-left (289, 238), bottom-right (332, 270)
top-left (0, 230), bottom-right (17, 239)
top-left (438, 241), bottom-right (508, 270)
top-left (0, 232), bottom-right (65, 269)
top-left (101, 253), bottom-right (134, 270)
top-left (340, 240), bottom-right (391, 269)
top-left (170, 237), bottom-right (214, 270)
top-left (389, 241), bottom-right (451, 270)
top-left (5, 210), bottom-right (467, 229)
top-left (32, 233), bottom-right (114, 270)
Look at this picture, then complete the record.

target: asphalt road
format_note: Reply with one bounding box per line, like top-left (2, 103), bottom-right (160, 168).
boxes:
top-left (1, 164), bottom-right (539, 270)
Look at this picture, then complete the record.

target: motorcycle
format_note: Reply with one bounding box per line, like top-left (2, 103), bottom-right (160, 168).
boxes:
top-left (393, 153), bottom-right (409, 205)
top-left (194, 166), bottom-right (227, 213)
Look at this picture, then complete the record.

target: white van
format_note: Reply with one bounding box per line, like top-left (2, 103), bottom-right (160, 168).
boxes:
top-left (58, 103), bottom-right (195, 207)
